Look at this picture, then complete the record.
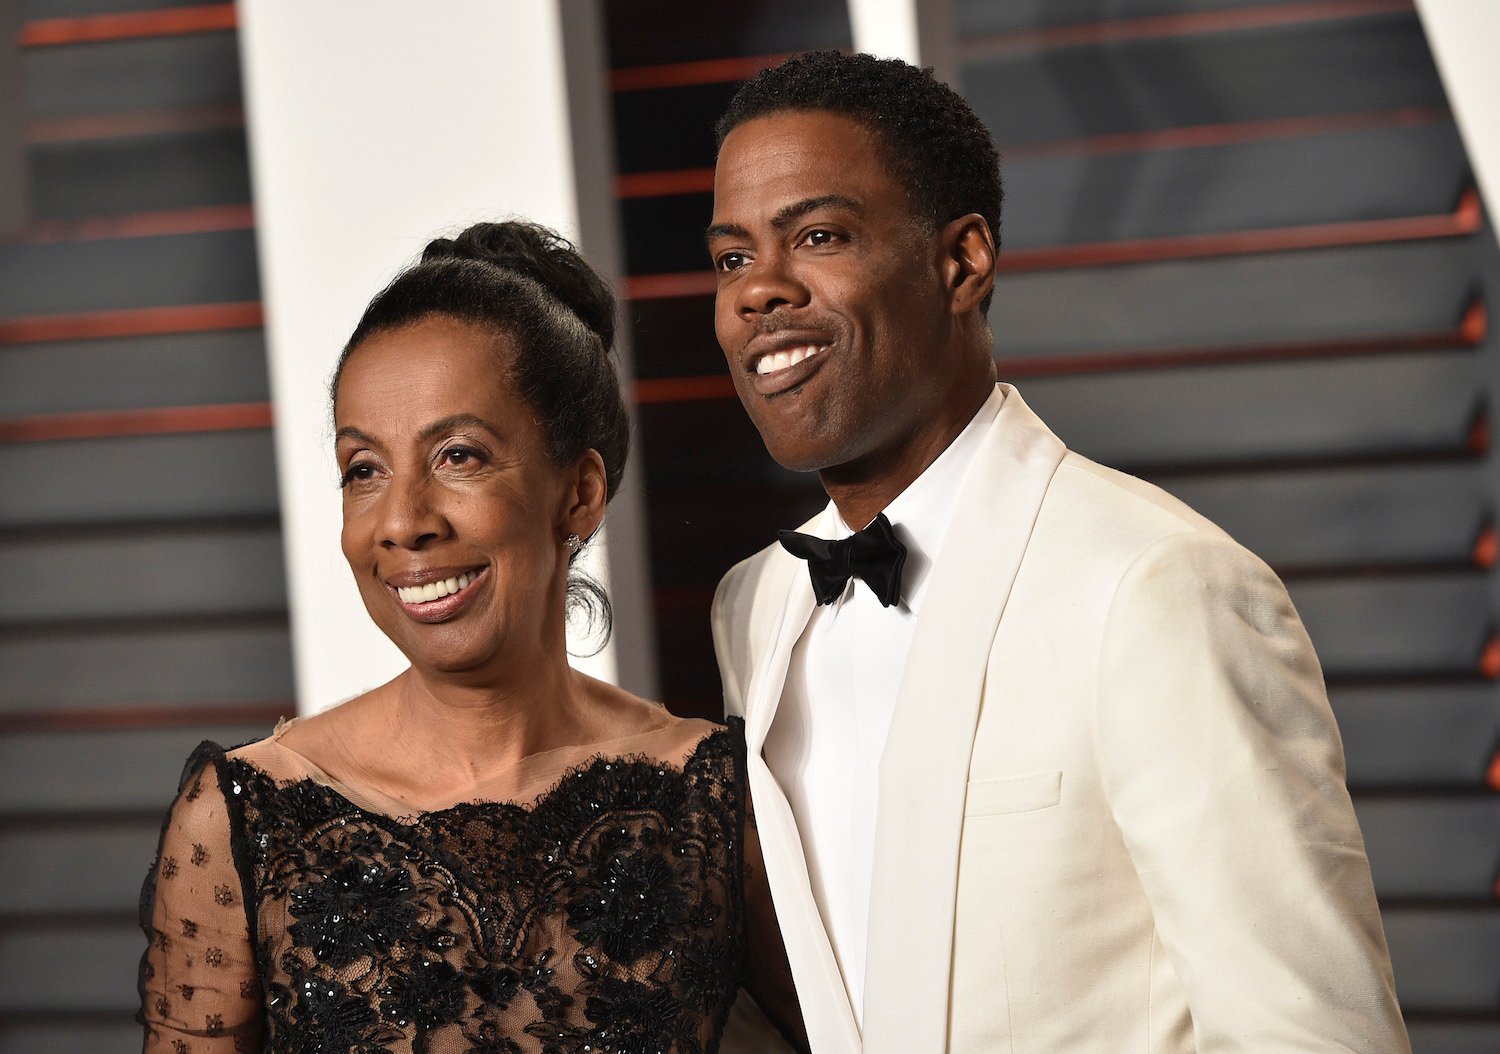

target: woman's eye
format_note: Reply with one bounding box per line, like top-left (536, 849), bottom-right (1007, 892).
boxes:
top-left (441, 446), bottom-right (482, 468)
top-left (339, 462), bottom-right (376, 488)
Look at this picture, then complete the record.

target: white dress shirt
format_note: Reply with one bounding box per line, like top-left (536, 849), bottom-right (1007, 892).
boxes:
top-left (762, 385), bottom-right (1005, 1026)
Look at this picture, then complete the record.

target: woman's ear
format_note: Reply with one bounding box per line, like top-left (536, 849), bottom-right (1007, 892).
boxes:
top-left (940, 213), bottom-right (996, 315)
top-left (562, 448), bottom-right (608, 547)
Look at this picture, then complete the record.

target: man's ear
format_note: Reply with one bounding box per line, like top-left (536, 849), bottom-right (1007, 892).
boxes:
top-left (939, 213), bottom-right (996, 315)
top-left (563, 449), bottom-right (608, 547)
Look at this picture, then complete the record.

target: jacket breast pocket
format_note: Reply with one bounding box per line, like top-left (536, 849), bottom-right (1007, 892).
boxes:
top-left (964, 770), bottom-right (1062, 817)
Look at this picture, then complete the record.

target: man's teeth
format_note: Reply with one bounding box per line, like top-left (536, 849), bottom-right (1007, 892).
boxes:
top-left (397, 570), bottom-right (478, 604)
top-left (755, 344), bottom-right (824, 376)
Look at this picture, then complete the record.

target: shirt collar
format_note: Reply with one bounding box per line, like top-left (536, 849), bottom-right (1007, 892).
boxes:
top-left (815, 384), bottom-right (1005, 615)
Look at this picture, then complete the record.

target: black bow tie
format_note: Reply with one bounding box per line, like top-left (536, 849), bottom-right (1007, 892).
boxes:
top-left (777, 512), bottom-right (907, 608)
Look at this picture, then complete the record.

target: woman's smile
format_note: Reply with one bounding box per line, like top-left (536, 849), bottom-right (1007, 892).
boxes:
top-left (388, 565), bottom-right (489, 623)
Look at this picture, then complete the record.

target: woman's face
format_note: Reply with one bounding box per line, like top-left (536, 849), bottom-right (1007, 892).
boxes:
top-left (333, 315), bottom-right (597, 678)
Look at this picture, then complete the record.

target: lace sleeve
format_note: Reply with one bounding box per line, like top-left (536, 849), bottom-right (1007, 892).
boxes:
top-left (138, 746), bottom-right (262, 1052)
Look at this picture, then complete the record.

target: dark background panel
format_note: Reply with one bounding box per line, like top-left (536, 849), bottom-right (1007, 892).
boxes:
top-left (612, 81), bottom-right (741, 174)
top-left (964, 13), bottom-right (1445, 146)
top-left (0, 623), bottom-right (294, 711)
top-left (21, 33), bottom-right (243, 120)
top-left (0, 328), bottom-right (270, 416)
top-left (0, 229), bottom-right (260, 316)
top-left (991, 239), bottom-right (1480, 355)
top-left (607, 0), bottom-right (850, 66)
top-left (0, 431), bottom-right (282, 528)
top-left (952, 0), bottom-right (1313, 37)
top-left (30, 128), bottom-right (252, 218)
top-left (1332, 685), bottom-right (1500, 788)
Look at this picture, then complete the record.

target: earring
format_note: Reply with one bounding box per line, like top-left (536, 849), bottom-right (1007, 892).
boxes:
top-left (564, 533), bottom-right (583, 553)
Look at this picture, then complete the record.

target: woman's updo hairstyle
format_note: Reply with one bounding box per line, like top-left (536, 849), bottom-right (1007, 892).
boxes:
top-left (332, 220), bottom-right (630, 504)
top-left (331, 220), bottom-right (630, 647)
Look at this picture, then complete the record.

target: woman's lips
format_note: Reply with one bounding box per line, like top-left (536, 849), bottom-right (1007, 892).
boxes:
top-left (390, 566), bottom-right (488, 623)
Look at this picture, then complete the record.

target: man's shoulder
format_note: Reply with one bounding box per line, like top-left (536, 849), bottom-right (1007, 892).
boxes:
top-left (1032, 450), bottom-right (1243, 573)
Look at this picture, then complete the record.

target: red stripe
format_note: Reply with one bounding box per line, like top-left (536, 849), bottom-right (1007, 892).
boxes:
top-left (625, 192), bottom-right (1482, 300)
top-left (0, 402), bottom-right (272, 443)
top-left (960, 0), bottom-right (1414, 57)
top-left (19, 3), bottom-right (237, 47)
top-left (610, 53), bottom-right (794, 92)
top-left (635, 375), bottom-right (737, 404)
top-left (0, 301), bottom-right (262, 345)
top-left (0, 700), bottom-right (292, 734)
top-left (630, 302), bottom-right (1483, 405)
top-left (17, 203), bottom-right (255, 245)
top-left (625, 272), bottom-right (717, 301)
top-left (26, 103), bottom-right (245, 143)
top-left (616, 168), bottom-right (716, 199)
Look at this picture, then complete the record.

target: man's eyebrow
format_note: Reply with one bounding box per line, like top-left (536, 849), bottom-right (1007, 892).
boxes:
top-left (705, 220), bottom-right (749, 244)
top-left (704, 195), bottom-right (865, 245)
top-left (771, 194), bottom-right (863, 230)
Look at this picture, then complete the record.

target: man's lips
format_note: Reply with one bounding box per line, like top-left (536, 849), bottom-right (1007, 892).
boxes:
top-left (744, 332), bottom-right (834, 396)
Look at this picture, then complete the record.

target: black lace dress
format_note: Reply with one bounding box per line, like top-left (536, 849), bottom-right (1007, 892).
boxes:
top-left (138, 716), bottom-right (762, 1054)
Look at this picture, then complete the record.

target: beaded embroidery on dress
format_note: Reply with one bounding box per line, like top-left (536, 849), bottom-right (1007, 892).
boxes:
top-left (139, 720), bottom-right (747, 1054)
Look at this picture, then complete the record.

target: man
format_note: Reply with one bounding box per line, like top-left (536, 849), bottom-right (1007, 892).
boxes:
top-left (707, 51), bottom-right (1409, 1053)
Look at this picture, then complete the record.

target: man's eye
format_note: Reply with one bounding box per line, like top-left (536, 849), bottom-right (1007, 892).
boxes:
top-left (716, 252), bottom-right (747, 273)
top-left (806, 229), bottom-right (837, 246)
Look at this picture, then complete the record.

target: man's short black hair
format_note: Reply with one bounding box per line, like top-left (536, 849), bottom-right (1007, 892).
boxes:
top-left (715, 50), bottom-right (1002, 262)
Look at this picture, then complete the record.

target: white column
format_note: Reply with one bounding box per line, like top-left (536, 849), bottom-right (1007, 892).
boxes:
top-left (1414, 0), bottom-right (1500, 220)
top-left (846, 0), bottom-right (958, 85)
top-left (238, 0), bottom-right (657, 713)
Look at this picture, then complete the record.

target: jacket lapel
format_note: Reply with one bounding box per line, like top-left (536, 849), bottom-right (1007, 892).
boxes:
top-left (743, 534), bottom-right (863, 1053)
top-left (861, 385), bottom-right (1067, 1053)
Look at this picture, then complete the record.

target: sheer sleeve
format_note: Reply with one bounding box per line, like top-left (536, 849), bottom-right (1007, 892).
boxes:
top-left (138, 746), bottom-right (262, 1053)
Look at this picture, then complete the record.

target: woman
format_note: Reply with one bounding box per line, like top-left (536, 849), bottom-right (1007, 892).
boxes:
top-left (138, 222), bottom-right (802, 1053)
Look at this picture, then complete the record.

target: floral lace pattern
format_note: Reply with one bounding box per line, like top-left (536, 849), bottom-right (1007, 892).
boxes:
top-left (139, 722), bottom-right (747, 1054)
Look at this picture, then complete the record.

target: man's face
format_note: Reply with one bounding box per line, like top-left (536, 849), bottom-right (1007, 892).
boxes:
top-left (709, 110), bottom-right (958, 474)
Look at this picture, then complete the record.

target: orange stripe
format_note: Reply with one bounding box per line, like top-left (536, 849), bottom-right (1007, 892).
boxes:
top-left (960, 0), bottom-right (1414, 57)
top-left (0, 402), bottom-right (272, 443)
top-left (610, 53), bottom-right (794, 92)
top-left (0, 301), bottom-right (262, 345)
top-left (19, 3), bottom-right (236, 47)
top-left (0, 700), bottom-right (292, 733)
top-left (26, 103), bottom-right (245, 143)
top-left (18, 203), bottom-right (255, 244)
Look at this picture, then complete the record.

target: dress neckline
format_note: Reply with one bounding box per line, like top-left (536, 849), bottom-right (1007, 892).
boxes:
top-left (230, 712), bottom-right (728, 821)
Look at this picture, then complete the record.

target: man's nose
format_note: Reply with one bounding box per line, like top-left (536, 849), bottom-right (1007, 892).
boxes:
top-left (736, 251), bottom-right (809, 319)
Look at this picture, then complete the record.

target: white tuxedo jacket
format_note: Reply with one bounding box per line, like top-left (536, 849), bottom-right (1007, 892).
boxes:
top-left (712, 385), bottom-right (1409, 1053)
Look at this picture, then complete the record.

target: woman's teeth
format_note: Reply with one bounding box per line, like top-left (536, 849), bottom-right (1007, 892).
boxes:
top-left (755, 344), bottom-right (824, 375)
top-left (397, 570), bottom-right (478, 604)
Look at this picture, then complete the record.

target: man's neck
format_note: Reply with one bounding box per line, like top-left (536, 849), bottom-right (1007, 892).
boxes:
top-left (820, 381), bottom-right (994, 529)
